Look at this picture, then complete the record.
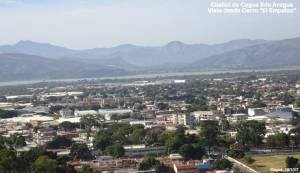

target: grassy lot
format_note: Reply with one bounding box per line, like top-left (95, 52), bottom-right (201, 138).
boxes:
top-left (241, 154), bottom-right (300, 173)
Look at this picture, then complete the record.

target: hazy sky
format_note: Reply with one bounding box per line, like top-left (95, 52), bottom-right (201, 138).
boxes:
top-left (0, 0), bottom-right (299, 49)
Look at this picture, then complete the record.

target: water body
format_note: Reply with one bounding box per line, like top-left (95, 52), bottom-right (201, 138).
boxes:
top-left (0, 66), bottom-right (300, 87)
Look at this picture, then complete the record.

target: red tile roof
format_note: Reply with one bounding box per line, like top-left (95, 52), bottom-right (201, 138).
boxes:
top-left (175, 164), bottom-right (196, 170)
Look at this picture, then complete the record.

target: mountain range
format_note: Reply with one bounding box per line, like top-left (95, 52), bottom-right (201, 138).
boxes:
top-left (191, 37), bottom-right (300, 69)
top-left (0, 37), bottom-right (299, 82)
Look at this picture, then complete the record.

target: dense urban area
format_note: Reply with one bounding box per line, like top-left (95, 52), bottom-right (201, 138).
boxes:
top-left (1, 70), bottom-right (300, 173)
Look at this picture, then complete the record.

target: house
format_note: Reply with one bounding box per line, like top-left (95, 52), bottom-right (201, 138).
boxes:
top-left (173, 164), bottom-right (197, 173)
top-left (115, 169), bottom-right (156, 173)
top-left (47, 148), bottom-right (71, 156)
top-left (169, 153), bottom-right (184, 160)
top-left (196, 159), bottom-right (213, 170)
top-left (94, 156), bottom-right (114, 165)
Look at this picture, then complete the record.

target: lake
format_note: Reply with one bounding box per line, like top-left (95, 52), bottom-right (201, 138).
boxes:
top-left (1, 66), bottom-right (300, 87)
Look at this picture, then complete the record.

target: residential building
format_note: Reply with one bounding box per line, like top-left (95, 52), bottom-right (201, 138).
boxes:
top-left (172, 114), bottom-right (193, 126)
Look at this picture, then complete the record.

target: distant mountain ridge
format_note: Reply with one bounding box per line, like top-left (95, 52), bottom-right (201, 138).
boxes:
top-left (0, 39), bottom-right (267, 67)
top-left (0, 40), bottom-right (75, 58)
top-left (0, 53), bottom-right (129, 81)
top-left (190, 37), bottom-right (300, 69)
top-left (0, 37), bottom-right (299, 82)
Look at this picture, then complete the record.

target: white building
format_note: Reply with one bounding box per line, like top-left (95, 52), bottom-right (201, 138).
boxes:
top-left (191, 111), bottom-right (220, 122)
top-left (248, 108), bottom-right (265, 116)
top-left (56, 117), bottom-right (81, 124)
top-left (98, 109), bottom-right (133, 120)
top-left (174, 80), bottom-right (186, 84)
top-left (169, 153), bottom-right (184, 160)
top-left (228, 113), bottom-right (248, 123)
top-left (74, 110), bottom-right (98, 117)
top-left (293, 107), bottom-right (300, 114)
top-left (123, 144), bottom-right (165, 157)
top-left (6, 95), bottom-right (32, 100)
top-left (41, 92), bottom-right (83, 98)
top-left (129, 120), bottom-right (157, 129)
top-left (172, 114), bottom-right (193, 126)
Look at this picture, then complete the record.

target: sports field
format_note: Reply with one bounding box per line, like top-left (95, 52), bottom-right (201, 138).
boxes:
top-left (242, 154), bottom-right (300, 173)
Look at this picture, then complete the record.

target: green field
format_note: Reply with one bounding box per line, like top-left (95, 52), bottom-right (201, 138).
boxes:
top-left (242, 154), bottom-right (300, 173)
